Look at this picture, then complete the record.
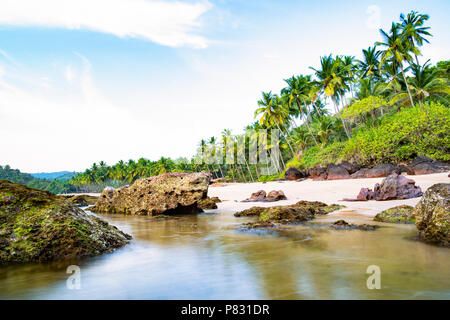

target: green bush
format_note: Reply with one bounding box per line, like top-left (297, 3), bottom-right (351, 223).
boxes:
top-left (287, 102), bottom-right (450, 169)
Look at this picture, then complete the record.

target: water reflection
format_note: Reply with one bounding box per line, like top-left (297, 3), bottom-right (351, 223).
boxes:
top-left (0, 209), bottom-right (449, 299)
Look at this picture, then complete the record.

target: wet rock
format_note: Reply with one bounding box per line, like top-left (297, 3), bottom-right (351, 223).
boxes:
top-left (285, 167), bottom-right (305, 181)
top-left (234, 206), bottom-right (267, 217)
top-left (373, 205), bottom-right (415, 224)
top-left (331, 220), bottom-right (379, 231)
top-left (413, 183), bottom-right (449, 247)
top-left (197, 196), bottom-right (221, 210)
top-left (0, 180), bottom-right (131, 265)
top-left (90, 172), bottom-right (211, 215)
top-left (326, 164), bottom-right (351, 180)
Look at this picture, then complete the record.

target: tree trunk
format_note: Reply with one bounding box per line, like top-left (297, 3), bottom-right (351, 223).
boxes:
top-left (298, 97), bottom-right (318, 145)
top-left (400, 65), bottom-right (415, 107)
top-left (275, 121), bottom-right (295, 158)
top-left (332, 95), bottom-right (351, 139)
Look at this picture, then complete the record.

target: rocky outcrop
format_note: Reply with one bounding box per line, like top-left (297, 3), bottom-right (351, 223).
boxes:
top-left (0, 180), bottom-right (131, 264)
top-left (197, 196), bottom-right (221, 210)
top-left (326, 164), bottom-right (351, 180)
top-left (351, 163), bottom-right (400, 179)
top-left (236, 201), bottom-right (344, 228)
top-left (242, 190), bottom-right (287, 202)
top-left (285, 167), bottom-right (305, 181)
top-left (62, 194), bottom-right (99, 207)
top-left (331, 220), bottom-right (379, 231)
top-left (90, 172), bottom-right (211, 215)
top-left (343, 173), bottom-right (423, 201)
top-left (413, 183), bottom-right (449, 247)
top-left (407, 156), bottom-right (450, 175)
top-left (373, 205), bottom-right (415, 224)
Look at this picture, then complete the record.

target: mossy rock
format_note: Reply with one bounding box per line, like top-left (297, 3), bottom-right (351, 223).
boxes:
top-left (234, 207), bottom-right (266, 217)
top-left (61, 194), bottom-right (99, 207)
top-left (0, 180), bottom-right (131, 265)
top-left (373, 205), bottom-right (415, 224)
top-left (413, 183), bottom-right (449, 247)
top-left (197, 196), bottom-right (221, 210)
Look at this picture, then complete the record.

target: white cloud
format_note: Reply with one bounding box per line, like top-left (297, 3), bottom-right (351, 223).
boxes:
top-left (64, 65), bottom-right (75, 82)
top-left (0, 0), bottom-right (211, 48)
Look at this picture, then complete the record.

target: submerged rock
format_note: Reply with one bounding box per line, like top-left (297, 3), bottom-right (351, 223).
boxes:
top-left (197, 196), bottom-right (222, 210)
top-left (90, 172), bottom-right (211, 215)
top-left (373, 205), bottom-right (415, 224)
top-left (0, 180), bottom-right (131, 265)
top-left (331, 220), bottom-right (379, 231)
top-left (413, 183), bottom-right (449, 247)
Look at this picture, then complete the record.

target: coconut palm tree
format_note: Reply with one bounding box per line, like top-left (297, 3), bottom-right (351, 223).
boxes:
top-left (377, 23), bottom-right (415, 107)
top-left (399, 11), bottom-right (432, 66)
top-left (358, 46), bottom-right (382, 79)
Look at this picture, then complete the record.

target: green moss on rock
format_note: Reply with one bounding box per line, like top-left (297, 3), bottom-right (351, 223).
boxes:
top-left (0, 180), bottom-right (131, 265)
top-left (373, 205), bottom-right (415, 224)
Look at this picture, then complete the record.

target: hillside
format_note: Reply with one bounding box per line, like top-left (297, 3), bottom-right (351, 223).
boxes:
top-left (30, 171), bottom-right (79, 181)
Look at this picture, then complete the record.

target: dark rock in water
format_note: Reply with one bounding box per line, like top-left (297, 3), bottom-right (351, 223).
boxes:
top-left (62, 194), bottom-right (99, 207)
top-left (90, 172), bottom-right (211, 215)
top-left (343, 173), bottom-right (422, 201)
top-left (236, 201), bottom-right (344, 229)
top-left (285, 167), bottom-right (305, 181)
top-left (326, 164), bottom-right (351, 180)
top-left (351, 163), bottom-right (399, 179)
top-left (197, 196), bottom-right (221, 210)
top-left (0, 180), bottom-right (131, 265)
top-left (407, 156), bottom-right (450, 175)
top-left (373, 205), bottom-right (415, 224)
top-left (242, 190), bottom-right (287, 202)
top-left (413, 183), bottom-right (449, 247)
top-left (376, 173), bottom-right (423, 201)
top-left (331, 220), bottom-right (379, 231)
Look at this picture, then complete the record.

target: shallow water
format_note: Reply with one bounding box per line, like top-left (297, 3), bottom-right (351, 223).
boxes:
top-left (1, 208), bottom-right (449, 299)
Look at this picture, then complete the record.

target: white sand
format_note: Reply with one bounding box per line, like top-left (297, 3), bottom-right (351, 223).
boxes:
top-left (208, 172), bottom-right (449, 217)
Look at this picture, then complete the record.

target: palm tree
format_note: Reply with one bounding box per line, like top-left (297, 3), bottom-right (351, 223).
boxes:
top-left (377, 23), bottom-right (415, 107)
top-left (358, 46), bottom-right (382, 79)
top-left (310, 55), bottom-right (352, 138)
top-left (281, 75), bottom-right (319, 145)
top-left (399, 11), bottom-right (432, 66)
top-left (255, 91), bottom-right (296, 157)
top-left (390, 61), bottom-right (450, 107)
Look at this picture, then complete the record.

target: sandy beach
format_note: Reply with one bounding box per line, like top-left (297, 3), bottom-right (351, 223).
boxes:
top-left (208, 172), bottom-right (449, 217)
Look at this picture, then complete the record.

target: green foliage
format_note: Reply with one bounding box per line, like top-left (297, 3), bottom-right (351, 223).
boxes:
top-left (342, 96), bottom-right (389, 119)
top-left (288, 102), bottom-right (449, 169)
top-left (258, 174), bottom-right (284, 182)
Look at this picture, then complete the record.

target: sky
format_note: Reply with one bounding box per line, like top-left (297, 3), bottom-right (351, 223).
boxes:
top-left (0, 0), bottom-right (449, 172)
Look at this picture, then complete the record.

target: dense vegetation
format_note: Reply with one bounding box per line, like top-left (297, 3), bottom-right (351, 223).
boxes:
top-left (58, 11), bottom-right (449, 189)
top-left (0, 165), bottom-right (79, 194)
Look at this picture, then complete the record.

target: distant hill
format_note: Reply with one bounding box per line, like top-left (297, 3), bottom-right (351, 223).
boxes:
top-left (0, 165), bottom-right (79, 194)
top-left (30, 171), bottom-right (79, 181)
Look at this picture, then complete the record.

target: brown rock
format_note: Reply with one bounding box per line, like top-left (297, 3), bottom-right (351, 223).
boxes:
top-left (90, 172), bottom-right (211, 215)
top-left (376, 172), bottom-right (423, 201)
top-left (326, 164), bottom-right (351, 180)
top-left (351, 163), bottom-right (399, 179)
top-left (285, 167), bottom-right (304, 181)
top-left (266, 190), bottom-right (287, 201)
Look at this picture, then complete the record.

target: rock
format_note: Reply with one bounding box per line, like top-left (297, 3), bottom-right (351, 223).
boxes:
top-left (0, 180), bottom-right (131, 265)
top-left (63, 194), bottom-right (99, 207)
top-left (308, 167), bottom-right (327, 181)
top-left (343, 173), bottom-right (422, 201)
top-left (331, 220), bottom-right (379, 231)
top-left (376, 172), bottom-right (423, 201)
top-left (242, 190), bottom-right (287, 202)
top-left (373, 205), bottom-right (415, 224)
top-left (339, 161), bottom-right (360, 174)
top-left (234, 207), bottom-right (267, 217)
top-left (413, 183), bottom-right (449, 247)
top-left (266, 190), bottom-right (287, 201)
top-left (407, 156), bottom-right (450, 175)
top-left (326, 164), bottom-right (351, 180)
top-left (197, 196), bottom-right (221, 210)
top-left (351, 163), bottom-right (399, 179)
top-left (285, 167), bottom-right (304, 181)
top-left (90, 172), bottom-right (211, 215)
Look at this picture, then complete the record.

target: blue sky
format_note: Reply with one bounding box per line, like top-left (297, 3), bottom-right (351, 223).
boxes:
top-left (0, 0), bottom-right (449, 172)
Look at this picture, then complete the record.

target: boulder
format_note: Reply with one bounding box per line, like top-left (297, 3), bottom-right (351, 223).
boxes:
top-left (326, 164), bottom-right (351, 180)
top-left (407, 156), bottom-right (450, 175)
top-left (90, 172), bottom-right (211, 215)
top-left (331, 220), bottom-right (379, 231)
top-left (308, 167), bottom-right (327, 181)
top-left (373, 205), bottom-right (415, 224)
top-left (284, 167), bottom-right (304, 181)
top-left (197, 196), bottom-right (221, 210)
top-left (242, 190), bottom-right (287, 202)
top-left (0, 180), bottom-right (131, 264)
top-left (351, 163), bottom-right (399, 179)
top-left (339, 161), bottom-right (360, 174)
top-left (376, 172), bottom-right (423, 201)
top-left (63, 194), bottom-right (99, 207)
top-left (413, 183), bottom-right (449, 247)
top-left (234, 206), bottom-right (266, 217)
top-left (266, 190), bottom-right (287, 201)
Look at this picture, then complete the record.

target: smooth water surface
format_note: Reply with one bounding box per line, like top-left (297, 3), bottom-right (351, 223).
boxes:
top-left (1, 208), bottom-right (449, 299)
